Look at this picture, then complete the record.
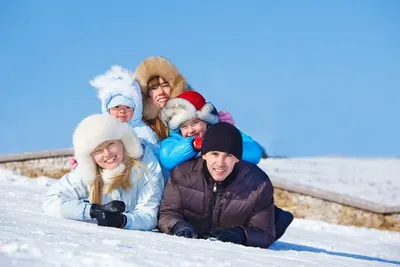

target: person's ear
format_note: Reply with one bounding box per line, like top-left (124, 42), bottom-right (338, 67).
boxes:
top-left (202, 154), bottom-right (207, 160)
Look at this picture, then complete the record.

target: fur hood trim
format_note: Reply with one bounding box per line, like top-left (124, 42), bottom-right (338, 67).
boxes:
top-left (134, 56), bottom-right (190, 120)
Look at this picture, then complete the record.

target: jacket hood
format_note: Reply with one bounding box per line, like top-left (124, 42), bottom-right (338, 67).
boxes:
top-left (134, 56), bottom-right (190, 120)
top-left (90, 65), bottom-right (144, 128)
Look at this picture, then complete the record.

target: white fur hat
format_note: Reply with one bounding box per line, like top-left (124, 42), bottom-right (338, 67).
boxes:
top-left (73, 114), bottom-right (143, 185)
top-left (160, 91), bottom-right (219, 131)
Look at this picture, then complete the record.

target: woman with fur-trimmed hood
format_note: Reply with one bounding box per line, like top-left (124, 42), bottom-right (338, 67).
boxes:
top-left (43, 114), bottom-right (164, 230)
top-left (134, 56), bottom-right (235, 141)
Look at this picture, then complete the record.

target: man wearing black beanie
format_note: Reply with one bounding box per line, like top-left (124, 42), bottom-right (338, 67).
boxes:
top-left (158, 122), bottom-right (292, 248)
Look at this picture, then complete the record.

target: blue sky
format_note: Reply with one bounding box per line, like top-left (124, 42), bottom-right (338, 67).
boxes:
top-left (0, 0), bottom-right (399, 157)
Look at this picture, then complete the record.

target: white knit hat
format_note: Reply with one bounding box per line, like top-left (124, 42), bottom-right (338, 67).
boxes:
top-left (73, 114), bottom-right (143, 185)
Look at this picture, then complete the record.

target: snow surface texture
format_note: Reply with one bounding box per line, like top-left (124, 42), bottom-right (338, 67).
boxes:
top-left (259, 157), bottom-right (400, 213)
top-left (0, 168), bottom-right (399, 267)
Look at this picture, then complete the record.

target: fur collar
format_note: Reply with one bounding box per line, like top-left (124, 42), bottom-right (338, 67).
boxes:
top-left (101, 163), bottom-right (126, 185)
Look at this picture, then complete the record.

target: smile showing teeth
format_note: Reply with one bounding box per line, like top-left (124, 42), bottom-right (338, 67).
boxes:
top-left (105, 156), bottom-right (116, 164)
top-left (157, 97), bottom-right (168, 103)
top-left (214, 168), bottom-right (225, 173)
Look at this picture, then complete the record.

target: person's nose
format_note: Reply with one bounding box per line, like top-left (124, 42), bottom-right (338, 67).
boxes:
top-left (103, 148), bottom-right (110, 158)
top-left (188, 126), bottom-right (196, 134)
top-left (216, 155), bottom-right (225, 165)
top-left (153, 86), bottom-right (164, 97)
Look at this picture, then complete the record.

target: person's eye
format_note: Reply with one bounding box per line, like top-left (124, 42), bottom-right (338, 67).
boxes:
top-left (109, 142), bottom-right (118, 148)
top-left (162, 83), bottom-right (170, 88)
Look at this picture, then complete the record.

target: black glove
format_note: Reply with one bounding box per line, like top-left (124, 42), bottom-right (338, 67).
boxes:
top-left (210, 227), bottom-right (246, 245)
top-left (274, 205), bottom-right (294, 240)
top-left (90, 200), bottom-right (126, 219)
top-left (171, 221), bottom-right (198, 238)
top-left (92, 210), bottom-right (127, 228)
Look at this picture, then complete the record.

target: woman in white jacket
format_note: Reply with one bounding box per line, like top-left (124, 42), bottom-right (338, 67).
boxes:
top-left (43, 114), bottom-right (164, 230)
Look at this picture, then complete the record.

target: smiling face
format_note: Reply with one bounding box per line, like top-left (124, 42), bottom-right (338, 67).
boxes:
top-left (179, 118), bottom-right (208, 138)
top-left (147, 76), bottom-right (172, 108)
top-left (91, 140), bottom-right (124, 170)
top-left (109, 105), bottom-right (134, 123)
top-left (202, 151), bottom-right (239, 181)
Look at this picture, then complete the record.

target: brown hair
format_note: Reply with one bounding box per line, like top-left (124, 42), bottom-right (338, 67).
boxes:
top-left (146, 117), bottom-right (170, 141)
top-left (146, 76), bottom-right (170, 92)
top-left (89, 142), bottom-right (144, 204)
top-left (144, 75), bottom-right (171, 140)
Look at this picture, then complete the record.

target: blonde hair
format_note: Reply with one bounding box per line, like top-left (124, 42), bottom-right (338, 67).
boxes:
top-left (89, 141), bottom-right (144, 204)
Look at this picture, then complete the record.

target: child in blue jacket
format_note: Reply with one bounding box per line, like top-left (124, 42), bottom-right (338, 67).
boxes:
top-left (158, 91), bottom-right (263, 171)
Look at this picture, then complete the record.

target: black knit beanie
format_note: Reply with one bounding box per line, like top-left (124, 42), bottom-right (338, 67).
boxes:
top-left (201, 122), bottom-right (243, 160)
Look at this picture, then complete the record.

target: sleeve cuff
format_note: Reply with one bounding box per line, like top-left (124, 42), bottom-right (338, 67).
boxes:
top-left (83, 203), bottom-right (92, 220)
top-left (123, 214), bottom-right (133, 229)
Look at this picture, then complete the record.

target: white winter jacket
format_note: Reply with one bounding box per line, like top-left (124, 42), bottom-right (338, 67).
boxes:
top-left (42, 144), bottom-right (164, 231)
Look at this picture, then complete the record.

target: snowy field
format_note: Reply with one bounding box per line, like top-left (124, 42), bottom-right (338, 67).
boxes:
top-left (259, 157), bottom-right (400, 213)
top-left (0, 168), bottom-right (400, 267)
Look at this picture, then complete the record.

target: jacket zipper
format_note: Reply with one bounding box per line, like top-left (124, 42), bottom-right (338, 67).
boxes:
top-left (208, 182), bottom-right (218, 230)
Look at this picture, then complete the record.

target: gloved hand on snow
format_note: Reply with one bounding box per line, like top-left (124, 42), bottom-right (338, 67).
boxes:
top-left (93, 210), bottom-right (127, 228)
top-left (210, 227), bottom-right (245, 245)
top-left (218, 110), bottom-right (235, 125)
top-left (90, 200), bottom-right (127, 228)
top-left (90, 200), bottom-right (126, 217)
top-left (171, 221), bottom-right (198, 238)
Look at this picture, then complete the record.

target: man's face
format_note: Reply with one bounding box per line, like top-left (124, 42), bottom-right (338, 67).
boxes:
top-left (202, 151), bottom-right (239, 181)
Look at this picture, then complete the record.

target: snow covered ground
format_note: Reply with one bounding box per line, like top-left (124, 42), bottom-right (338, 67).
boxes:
top-left (1, 168), bottom-right (400, 267)
top-left (259, 157), bottom-right (400, 213)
